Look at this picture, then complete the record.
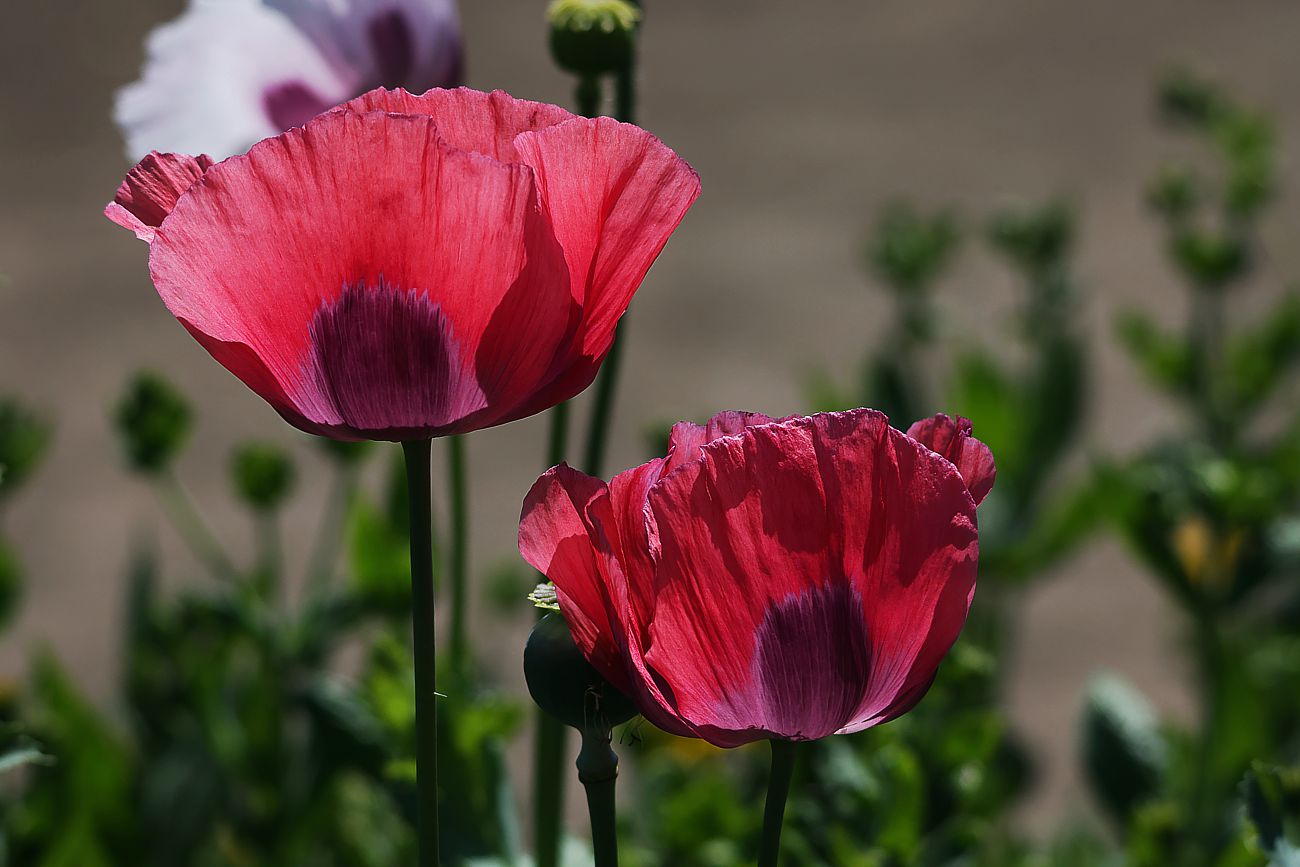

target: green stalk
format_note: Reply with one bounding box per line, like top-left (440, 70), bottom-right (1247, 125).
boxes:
top-left (253, 510), bottom-right (281, 599)
top-left (154, 469), bottom-right (237, 581)
top-left (757, 740), bottom-right (798, 867)
top-left (402, 439), bottom-right (439, 867)
top-left (579, 62), bottom-right (637, 480)
top-left (446, 435), bottom-right (470, 680)
top-left (1187, 605), bottom-right (1226, 865)
top-left (576, 730), bottom-right (620, 867)
top-left (533, 70), bottom-right (607, 867)
top-left (532, 409), bottom-right (571, 867)
top-left (304, 460), bottom-right (359, 593)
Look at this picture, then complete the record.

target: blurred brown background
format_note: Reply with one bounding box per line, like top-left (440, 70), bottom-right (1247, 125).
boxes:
top-left (4, 0), bottom-right (1300, 833)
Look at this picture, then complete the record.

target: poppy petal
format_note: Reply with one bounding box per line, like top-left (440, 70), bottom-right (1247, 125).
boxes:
top-left (513, 116), bottom-right (702, 361)
top-left (343, 87), bottom-right (575, 161)
top-left (105, 152), bottom-right (216, 243)
top-left (906, 414), bottom-right (996, 505)
top-left (147, 108), bottom-right (572, 436)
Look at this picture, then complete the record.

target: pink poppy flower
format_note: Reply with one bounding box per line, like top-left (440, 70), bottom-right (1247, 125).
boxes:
top-left (105, 88), bottom-right (700, 441)
top-left (518, 409), bottom-right (994, 748)
top-left (116, 0), bottom-right (463, 160)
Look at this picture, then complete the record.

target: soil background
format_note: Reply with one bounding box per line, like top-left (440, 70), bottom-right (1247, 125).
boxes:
top-left (5, 0), bottom-right (1300, 837)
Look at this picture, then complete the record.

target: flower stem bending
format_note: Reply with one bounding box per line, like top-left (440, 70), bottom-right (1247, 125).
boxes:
top-left (446, 435), bottom-right (470, 681)
top-left (576, 729), bottom-right (621, 867)
top-left (402, 439), bottom-right (439, 867)
top-left (758, 740), bottom-right (799, 867)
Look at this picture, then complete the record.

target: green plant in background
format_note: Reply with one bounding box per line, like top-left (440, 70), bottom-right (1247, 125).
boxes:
top-left (0, 372), bottom-right (531, 867)
top-left (1068, 70), bottom-right (1300, 867)
top-left (0, 398), bottom-right (52, 632)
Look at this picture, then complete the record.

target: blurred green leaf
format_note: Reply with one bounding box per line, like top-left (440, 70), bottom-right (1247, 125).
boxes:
top-left (0, 398), bottom-right (51, 500)
top-left (1081, 674), bottom-right (1167, 827)
top-left (1225, 293), bottom-right (1300, 418)
top-left (1116, 310), bottom-right (1196, 398)
top-left (1243, 763), bottom-right (1300, 866)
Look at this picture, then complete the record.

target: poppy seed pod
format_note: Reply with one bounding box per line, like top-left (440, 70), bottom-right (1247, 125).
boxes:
top-left (548, 0), bottom-right (640, 78)
top-left (525, 612), bottom-right (638, 733)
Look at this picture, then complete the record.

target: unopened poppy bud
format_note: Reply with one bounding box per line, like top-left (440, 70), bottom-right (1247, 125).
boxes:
top-left (0, 400), bottom-right (51, 501)
top-left (548, 0), bottom-right (640, 78)
top-left (114, 372), bottom-right (192, 475)
top-left (524, 612), bottom-right (636, 733)
top-left (231, 443), bottom-right (296, 511)
top-left (1158, 69), bottom-right (1223, 128)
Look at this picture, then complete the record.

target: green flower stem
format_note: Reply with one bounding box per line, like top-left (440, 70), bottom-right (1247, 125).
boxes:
top-left (446, 435), bottom-right (470, 681)
top-left (579, 61), bottom-right (637, 480)
top-left (402, 439), bottom-right (439, 867)
top-left (757, 740), bottom-right (798, 867)
top-left (154, 469), bottom-right (237, 581)
top-left (1188, 606), bottom-right (1227, 864)
top-left (305, 461), bottom-right (359, 593)
top-left (253, 510), bottom-right (281, 599)
top-left (1189, 283), bottom-right (1229, 447)
top-left (533, 405), bottom-right (571, 867)
top-left (576, 729), bottom-right (620, 867)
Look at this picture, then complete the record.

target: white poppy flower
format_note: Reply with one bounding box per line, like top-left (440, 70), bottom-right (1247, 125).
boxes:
top-left (116, 0), bottom-right (461, 160)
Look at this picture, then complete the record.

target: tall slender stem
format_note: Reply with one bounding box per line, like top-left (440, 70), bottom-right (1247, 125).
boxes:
top-left (533, 65), bottom-right (611, 867)
top-left (1188, 606), bottom-right (1226, 864)
top-left (576, 730), bottom-right (620, 867)
top-left (533, 405), bottom-right (570, 867)
top-left (402, 439), bottom-right (439, 867)
top-left (253, 510), bottom-right (280, 599)
top-left (154, 470), bottom-right (237, 581)
top-left (446, 435), bottom-right (469, 680)
top-left (757, 740), bottom-right (798, 867)
top-left (305, 462), bottom-right (359, 593)
top-left (579, 62), bottom-right (638, 480)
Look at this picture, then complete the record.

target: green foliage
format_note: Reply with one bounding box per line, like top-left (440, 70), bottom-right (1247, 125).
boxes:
top-left (114, 372), bottom-right (193, 475)
top-left (868, 203), bottom-right (960, 295)
top-left (1080, 675), bottom-right (1167, 828)
top-left (0, 398), bottom-right (51, 500)
top-left (1243, 763), bottom-right (1300, 865)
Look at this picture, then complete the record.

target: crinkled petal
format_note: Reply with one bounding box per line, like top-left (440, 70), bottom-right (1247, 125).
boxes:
top-left (513, 116), bottom-right (702, 362)
top-left (520, 465), bottom-right (694, 737)
top-left (906, 414), bottom-right (996, 505)
top-left (342, 87), bottom-right (575, 161)
top-left (643, 410), bottom-right (978, 744)
top-left (105, 152), bottom-right (216, 243)
top-left (116, 0), bottom-right (352, 161)
top-left (148, 108), bottom-right (571, 439)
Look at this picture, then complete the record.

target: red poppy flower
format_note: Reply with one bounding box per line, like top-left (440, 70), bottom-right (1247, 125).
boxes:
top-left (106, 87), bottom-right (700, 441)
top-left (518, 409), bottom-right (994, 747)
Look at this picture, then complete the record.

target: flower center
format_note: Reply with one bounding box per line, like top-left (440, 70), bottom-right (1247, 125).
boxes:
top-left (304, 283), bottom-right (487, 435)
top-left (751, 581), bottom-right (872, 739)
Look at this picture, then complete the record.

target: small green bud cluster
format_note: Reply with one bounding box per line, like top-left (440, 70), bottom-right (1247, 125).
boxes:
top-left (231, 442), bottom-right (296, 511)
top-left (114, 372), bottom-right (192, 475)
